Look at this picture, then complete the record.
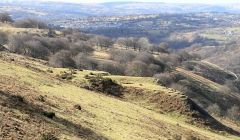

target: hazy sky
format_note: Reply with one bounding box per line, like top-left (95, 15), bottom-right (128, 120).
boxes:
top-left (41, 0), bottom-right (240, 4)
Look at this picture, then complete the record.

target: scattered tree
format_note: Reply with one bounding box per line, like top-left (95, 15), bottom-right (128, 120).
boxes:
top-left (0, 12), bottom-right (13, 23)
top-left (90, 35), bottom-right (112, 49)
top-left (74, 53), bottom-right (98, 70)
top-left (14, 19), bottom-right (47, 29)
top-left (110, 49), bottom-right (136, 64)
top-left (70, 41), bottom-right (94, 56)
top-left (207, 103), bottom-right (221, 116)
top-left (0, 31), bottom-right (8, 46)
top-left (227, 105), bottom-right (240, 121)
top-left (49, 50), bottom-right (75, 68)
top-left (125, 61), bottom-right (151, 77)
top-left (137, 37), bottom-right (151, 51)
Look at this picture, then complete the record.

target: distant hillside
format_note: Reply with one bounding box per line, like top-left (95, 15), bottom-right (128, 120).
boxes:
top-left (1, 21), bottom-right (240, 139)
top-left (1, 1), bottom-right (240, 22)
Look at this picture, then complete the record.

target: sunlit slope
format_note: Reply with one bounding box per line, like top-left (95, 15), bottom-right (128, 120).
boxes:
top-left (176, 61), bottom-right (240, 109)
top-left (0, 52), bottom-right (239, 140)
top-left (0, 23), bottom-right (60, 35)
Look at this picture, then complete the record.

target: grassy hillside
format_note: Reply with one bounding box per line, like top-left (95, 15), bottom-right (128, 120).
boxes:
top-left (182, 60), bottom-right (238, 85)
top-left (171, 66), bottom-right (240, 121)
top-left (0, 51), bottom-right (240, 139)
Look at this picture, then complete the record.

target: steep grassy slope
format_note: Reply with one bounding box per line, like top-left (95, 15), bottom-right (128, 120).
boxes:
top-left (182, 60), bottom-right (238, 85)
top-left (175, 65), bottom-right (240, 112)
top-left (0, 52), bottom-right (239, 139)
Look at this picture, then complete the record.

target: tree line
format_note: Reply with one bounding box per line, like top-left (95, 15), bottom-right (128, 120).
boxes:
top-left (0, 12), bottom-right (199, 77)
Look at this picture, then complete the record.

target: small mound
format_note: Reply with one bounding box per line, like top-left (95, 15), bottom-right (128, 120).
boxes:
top-left (86, 75), bottom-right (123, 97)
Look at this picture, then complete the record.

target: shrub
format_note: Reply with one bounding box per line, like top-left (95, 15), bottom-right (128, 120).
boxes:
top-left (154, 72), bottom-right (175, 86)
top-left (74, 104), bottom-right (82, 110)
top-left (49, 50), bottom-right (76, 68)
top-left (43, 111), bottom-right (55, 119)
top-left (35, 37), bottom-right (69, 54)
top-left (70, 41), bottom-right (94, 56)
top-left (71, 32), bottom-right (91, 41)
top-left (0, 12), bottom-right (13, 23)
top-left (8, 33), bottom-right (32, 54)
top-left (24, 40), bottom-right (50, 59)
top-left (0, 31), bottom-right (8, 47)
top-left (56, 71), bottom-right (75, 80)
top-left (169, 83), bottom-right (190, 94)
top-left (12, 95), bottom-right (24, 103)
top-left (90, 35), bottom-right (113, 49)
top-left (135, 52), bottom-right (155, 64)
top-left (207, 103), bottom-right (221, 116)
top-left (41, 133), bottom-right (58, 140)
top-left (87, 75), bottom-right (123, 97)
top-left (37, 95), bottom-right (46, 102)
top-left (173, 134), bottom-right (182, 140)
top-left (8, 34), bottom-right (50, 59)
top-left (227, 105), bottom-right (240, 121)
top-left (47, 28), bottom-right (57, 38)
top-left (110, 49), bottom-right (137, 64)
top-left (186, 135), bottom-right (200, 140)
top-left (125, 61), bottom-right (151, 77)
top-left (98, 61), bottom-right (125, 75)
top-left (136, 37), bottom-right (151, 51)
top-left (74, 53), bottom-right (98, 70)
top-left (14, 19), bottom-right (47, 29)
top-left (62, 28), bottom-right (75, 36)
top-left (46, 69), bottom-right (53, 73)
top-left (116, 37), bottom-right (135, 50)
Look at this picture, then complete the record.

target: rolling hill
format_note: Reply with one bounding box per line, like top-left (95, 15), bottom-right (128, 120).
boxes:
top-left (1, 1), bottom-right (240, 22)
top-left (0, 21), bottom-right (240, 139)
top-left (0, 50), bottom-right (240, 139)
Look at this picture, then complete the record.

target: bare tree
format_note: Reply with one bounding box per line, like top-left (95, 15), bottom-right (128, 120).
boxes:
top-left (116, 37), bottom-right (138, 50)
top-left (98, 61), bottom-right (125, 75)
top-left (62, 28), bottom-right (74, 36)
top-left (8, 34), bottom-right (50, 59)
top-left (0, 31), bottom-right (8, 46)
top-left (154, 72), bottom-right (175, 86)
top-left (0, 12), bottom-right (13, 23)
top-left (135, 52), bottom-right (155, 64)
top-left (125, 61), bottom-right (151, 77)
top-left (207, 104), bottom-right (221, 116)
top-left (47, 28), bottom-right (56, 38)
top-left (49, 50), bottom-right (75, 68)
top-left (128, 37), bottom-right (138, 51)
top-left (116, 37), bottom-right (131, 49)
top-left (227, 105), bottom-right (240, 121)
top-left (150, 43), bottom-right (170, 54)
top-left (8, 33), bottom-right (33, 54)
top-left (14, 19), bottom-right (47, 29)
top-left (137, 37), bottom-right (151, 51)
top-left (70, 41), bottom-right (94, 56)
top-left (74, 53), bottom-right (98, 70)
top-left (24, 40), bottom-right (50, 59)
top-left (110, 49), bottom-right (136, 64)
top-left (90, 35), bottom-right (113, 49)
top-left (35, 37), bottom-right (69, 54)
